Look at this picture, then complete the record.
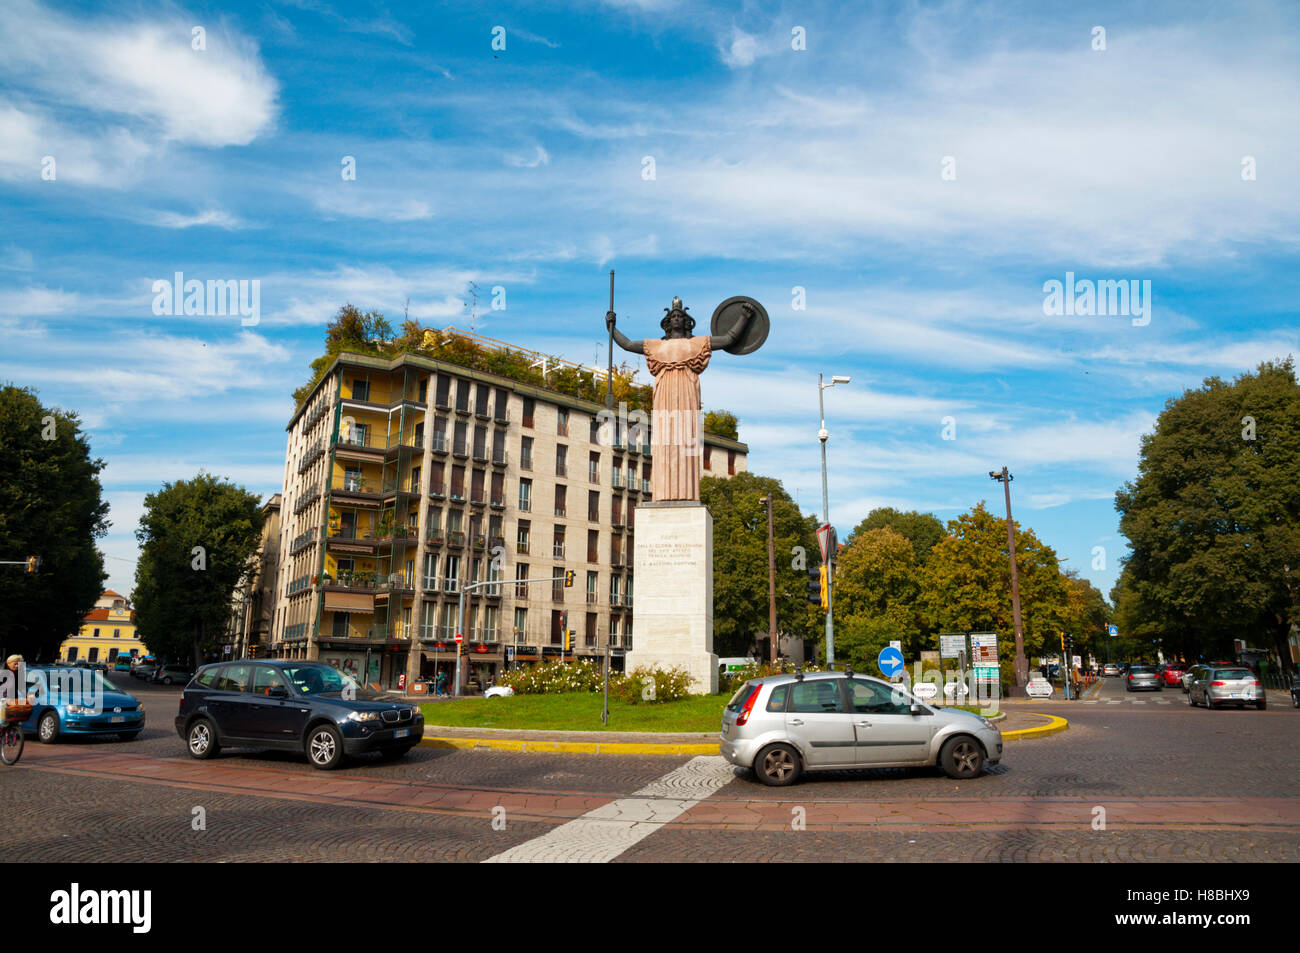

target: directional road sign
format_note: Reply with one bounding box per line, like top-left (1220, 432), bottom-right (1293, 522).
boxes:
top-left (878, 646), bottom-right (905, 678)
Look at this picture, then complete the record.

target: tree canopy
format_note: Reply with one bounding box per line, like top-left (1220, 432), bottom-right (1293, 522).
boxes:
top-left (1115, 358), bottom-right (1300, 664)
top-left (133, 473), bottom-right (266, 668)
top-left (0, 385), bottom-right (108, 660)
top-left (701, 472), bottom-right (820, 657)
top-left (847, 507), bottom-right (946, 564)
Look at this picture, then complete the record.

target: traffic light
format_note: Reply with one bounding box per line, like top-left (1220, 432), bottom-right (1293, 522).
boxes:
top-left (819, 566), bottom-right (828, 611)
top-left (806, 566), bottom-right (820, 605)
top-left (564, 570), bottom-right (574, 588)
top-left (564, 630), bottom-right (575, 651)
top-left (25, 555), bottom-right (40, 573)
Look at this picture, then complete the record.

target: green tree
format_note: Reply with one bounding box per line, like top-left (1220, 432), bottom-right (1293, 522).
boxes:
top-left (133, 474), bottom-right (266, 668)
top-left (847, 507), bottom-right (946, 564)
top-left (919, 502), bottom-right (1070, 662)
top-left (833, 527), bottom-right (923, 668)
top-left (701, 472), bottom-right (819, 657)
top-left (703, 409), bottom-right (739, 440)
top-left (1115, 359), bottom-right (1300, 667)
top-left (293, 304), bottom-right (394, 405)
top-left (0, 385), bottom-right (109, 659)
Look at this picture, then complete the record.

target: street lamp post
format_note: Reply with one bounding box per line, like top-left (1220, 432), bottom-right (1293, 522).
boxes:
top-left (762, 494), bottom-right (777, 663)
top-left (989, 466), bottom-right (1028, 694)
top-left (818, 373), bottom-right (850, 665)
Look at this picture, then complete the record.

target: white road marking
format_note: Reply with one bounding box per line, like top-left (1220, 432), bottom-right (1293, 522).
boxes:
top-left (1131, 699), bottom-right (1146, 704)
top-left (483, 755), bottom-right (736, 863)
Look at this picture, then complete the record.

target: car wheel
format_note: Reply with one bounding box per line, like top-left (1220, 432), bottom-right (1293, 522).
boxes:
top-left (940, 735), bottom-right (985, 780)
top-left (754, 743), bottom-right (801, 786)
top-left (37, 711), bottom-right (60, 744)
top-left (1187, 690), bottom-right (1196, 707)
top-left (162, 677), bottom-right (173, 685)
top-left (1205, 693), bottom-right (1216, 710)
top-left (1256, 699), bottom-right (1266, 711)
top-left (1292, 693), bottom-right (1299, 709)
top-left (306, 723), bottom-right (344, 770)
top-left (187, 718), bottom-right (219, 759)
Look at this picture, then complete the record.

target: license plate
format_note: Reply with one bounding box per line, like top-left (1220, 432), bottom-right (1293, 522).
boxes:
top-left (111, 716), bottom-right (124, 723)
top-left (393, 728), bottom-right (409, 738)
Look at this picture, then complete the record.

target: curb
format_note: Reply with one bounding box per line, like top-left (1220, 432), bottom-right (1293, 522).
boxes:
top-left (417, 711), bottom-right (1065, 756)
top-left (1001, 713), bottom-right (1069, 740)
top-left (419, 736), bottom-right (718, 756)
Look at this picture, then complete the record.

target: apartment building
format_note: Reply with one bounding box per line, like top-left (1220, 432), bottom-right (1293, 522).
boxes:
top-left (268, 329), bottom-right (749, 691)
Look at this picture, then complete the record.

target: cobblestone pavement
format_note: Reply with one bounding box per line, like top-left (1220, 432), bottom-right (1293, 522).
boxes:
top-left (1, 676), bottom-right (1295, 861)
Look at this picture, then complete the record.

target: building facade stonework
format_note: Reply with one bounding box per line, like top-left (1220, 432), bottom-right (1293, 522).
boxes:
top-left (267, 335), bottom-right (747, 691)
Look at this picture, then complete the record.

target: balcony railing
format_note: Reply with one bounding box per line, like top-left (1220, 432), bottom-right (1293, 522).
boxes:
top-left (429, 485), bottom-right (446, 499)
top-left (610, 592), bottom-right (622, 606)
top-left (452, 442), bottom-right (469, 458)
top-left (430, 434), bottom-right (448, 453)
top-left (642, 479), bottom-right (651, 493)
top-left (518, 497), bottom-right (531, 512)
top-left (520, 454), bottom-right (532, 471)
top-left (612, 473), bottom-right (622, 488)
top-left (335, 431), bottom-right (384, 451)
top-left (328, 571), bottom-right (380, 590)
top-left (588, 466), bottom-right (599, 483)
top-left (492, 451), bottom-right (508, 466)
top-left (554, 506), bottom-right (566, 517)
top-left (490, 495), bottom-right (505, 509)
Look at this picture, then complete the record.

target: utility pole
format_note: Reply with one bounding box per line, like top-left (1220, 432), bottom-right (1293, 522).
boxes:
top-left (762, 494), bottom-right (777, 663)
top-left (989, 467), bottom-right (1028, 694)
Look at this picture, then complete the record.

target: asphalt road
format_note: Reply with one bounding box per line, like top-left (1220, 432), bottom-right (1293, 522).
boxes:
top-left (2, 675), bottom-right (1296, 862)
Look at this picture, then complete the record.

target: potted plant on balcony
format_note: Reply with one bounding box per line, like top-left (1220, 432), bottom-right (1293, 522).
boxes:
top-left (376, 513), bottom-right (395, 540)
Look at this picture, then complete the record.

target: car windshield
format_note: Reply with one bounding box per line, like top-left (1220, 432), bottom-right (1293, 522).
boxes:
top-left (282, 665), bottom-right (360, 696)
top-left (1213, 668), bottom-right (1253, 680)
top-left (1129, 666), bottom-right (1155, 673)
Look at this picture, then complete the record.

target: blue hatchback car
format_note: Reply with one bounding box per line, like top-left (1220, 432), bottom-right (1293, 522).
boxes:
top-left (20, 665), bottom-right (145, 743)
top-left (175, 660), bottom-right (424, 769)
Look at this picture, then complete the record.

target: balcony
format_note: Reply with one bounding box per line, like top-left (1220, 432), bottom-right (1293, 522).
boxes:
top-left (610, 592), bottom-right (622, 607)
top-left (611, 473), bottom-right (623, 489)
top-left (489, 494), bottom-right (505, 509)
top-left (469, 491), bottom-right (486, 508)
top-left (334, 432), bottom-right (384, 453)
top-left (554, 506), bottom-right (566, 518)
top-left (290, 529), bottom-right (317, 555)
top-left (429, 484), bottom-right (446, 500)
top-left (611, 519), bottom-right (624, 532)
top-left (624, 595), bottom-right (633, 608)
top-left (426, 533), bottom-right (444, 547)
top-left (449, 489), bottom-right (466, 503)
top-left (611, 553), bottom-right (624, 567)
top-left (294, 484), bottom-right (324, 514)
top-left (489, 535), bottom-right (505, 551)
top-left (381, 478), bottom-right (421, 498)
top-left (430, 434), bottom-right (448, 455)
top-left (471, 534), bottom-right (487, 550)
top-left (642, 479), bottom-right (652, 493)
top-left (447, 531), bottom-right (466, 548)
top-left (491, 450), bottom-right (508, 467)
top-left (472, 447), bottom-right (489, 464)
top-left (452, 442), bottom-right (469, 459)
top-left (326, 570), bottom-right (380, 591)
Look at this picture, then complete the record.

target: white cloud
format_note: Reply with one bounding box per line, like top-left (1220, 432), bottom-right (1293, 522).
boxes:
top-left (151, 208), bottom-right (246, 229)
top-left (311, 189), bottom-right (434, 222)
top-left (506, 146), bottom-right (551, 168)
top-left (719, 28), bottom-right (760, 68)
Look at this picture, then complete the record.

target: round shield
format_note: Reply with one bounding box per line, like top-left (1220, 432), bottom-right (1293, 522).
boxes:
top-left (710, 296), bottom-right (770, 355)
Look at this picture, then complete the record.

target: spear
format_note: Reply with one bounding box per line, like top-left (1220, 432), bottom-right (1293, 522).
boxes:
top-left (605, 269), bottom-right (615, 408)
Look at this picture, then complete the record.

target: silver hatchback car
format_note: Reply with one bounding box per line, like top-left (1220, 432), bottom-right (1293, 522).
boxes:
top-left (719, 671), bottom-right (1003, 786)
top-left (1187, 666), bottom-right (1266, 710)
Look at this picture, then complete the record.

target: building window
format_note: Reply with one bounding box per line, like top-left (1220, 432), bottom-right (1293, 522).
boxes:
top-left (703, 445), bottom-right (712, 471)
top-left (556, 444), bottom-right (567, 477)
top-left (517, 520), bottom-right (530, 555)
top-left (553, 568), bottom-right (565, 602)
top-left (588, 451), bottom-right (600, 483)
top-left (728, 450), bottom-right (736, 475)
top-left (520, 436), bottom-right (533, 470)
top-left (557, 407), bottom-right (569, 437)
top-left (554, 485), bottom-right (567, 517)
top-left (92, 628), bottom-right (100, 637)
top-left (515, 563), bottom-right (529, 598)
top-left (88, 648), bottom-right (99, 663)
top-left (522, 398), bottom-right (535, 429)
top-left (610, 616), bottom-right (621, 646)
top-left (585, 612), bottom-right (597, 647)
top-left (587, 529), bottom-right (599, 563)
top-left (553, 525), bottom-right (565, 558)
top-left (352, 379), bottom-right (369, 401)
top-left (612, 463), bottom-right (622, 488)
top-left (586, 571), bottom-right (598, 604)
top-left (332, 613), bottom-right (350, 638)
top-left (588, 490), bottom-right (599, 522)
top-left (513, 607), bottom-right (528, 641)
top-left (518, 478), bottom-right (532, 512)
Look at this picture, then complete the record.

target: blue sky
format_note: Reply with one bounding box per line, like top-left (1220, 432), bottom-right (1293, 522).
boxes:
top-left (2, 0), bottom-right (1298, 603)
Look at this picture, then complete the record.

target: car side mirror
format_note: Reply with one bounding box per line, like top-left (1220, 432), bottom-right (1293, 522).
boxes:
top-left (268, 684), bottom-right (289, 698)
top-left (910, 703), bottom-right (925, 716)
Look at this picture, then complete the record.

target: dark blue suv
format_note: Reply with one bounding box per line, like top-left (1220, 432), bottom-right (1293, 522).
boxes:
top-left (175, 660), bottom-right (424, 769)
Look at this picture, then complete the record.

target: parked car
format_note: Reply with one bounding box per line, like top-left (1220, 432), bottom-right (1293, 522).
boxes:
top-left (1125, 664), bottom-right (1162, 692)
top-left (1102, 663), bottom-right (1121, 677)
top-left (1187, 666), bottom-right (1265, 710)
top-left (175, 660), bottom-right (424, 769)
top-left (16, 666), bottom-right (144, 743)
top-left (1290, 674), bottom-right (1300, 709)
top-left (131, 662), bottom-right (159, 681)
top-left (719, 671), bottom-right (1002, 786)
top-left (1160, 665), bottom-right (1186, 687)
top-left (151, 664), bottom-right (193, 686)
top-left (484, 686), bottom-right (514, 698)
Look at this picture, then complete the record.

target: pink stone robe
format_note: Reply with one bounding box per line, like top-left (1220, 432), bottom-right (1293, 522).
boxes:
top-left (642, 336), bottom-right (712, 501)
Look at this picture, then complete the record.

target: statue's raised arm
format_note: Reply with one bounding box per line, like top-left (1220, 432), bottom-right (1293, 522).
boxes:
top-left (606, 311), bottom-right (644, 355)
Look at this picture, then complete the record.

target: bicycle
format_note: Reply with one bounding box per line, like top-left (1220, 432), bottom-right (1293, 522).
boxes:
top-left (0, 700), bottom-right (31, 765)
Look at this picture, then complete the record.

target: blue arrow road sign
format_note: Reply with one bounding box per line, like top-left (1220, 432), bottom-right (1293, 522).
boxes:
top-left (878, 646), bottom-right (905, 678)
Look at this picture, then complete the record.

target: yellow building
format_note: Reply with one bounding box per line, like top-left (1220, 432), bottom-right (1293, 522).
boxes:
top-left (59, 590), bottom-right (149, 664)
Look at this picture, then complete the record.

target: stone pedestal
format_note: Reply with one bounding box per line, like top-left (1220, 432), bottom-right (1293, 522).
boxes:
top-left (627, 502), bottom-right (717, 695)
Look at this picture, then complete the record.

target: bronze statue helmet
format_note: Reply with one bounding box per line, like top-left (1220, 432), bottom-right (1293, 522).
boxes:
top-left (660, 296), bottom-right (696, 337)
